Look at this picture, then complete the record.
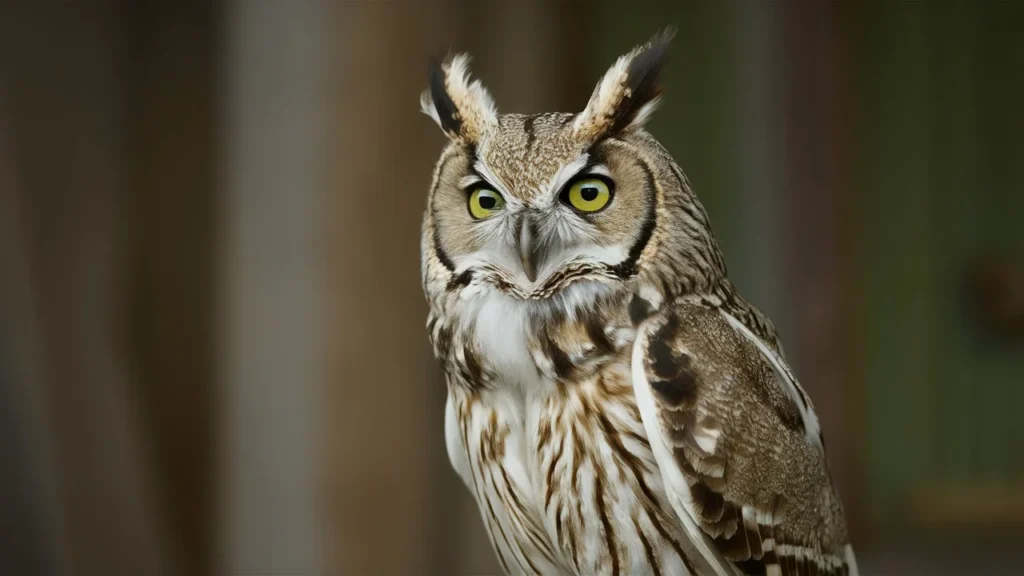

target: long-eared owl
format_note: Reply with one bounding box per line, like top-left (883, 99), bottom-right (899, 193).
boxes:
top-left (420, 30), bottom-right (857, 576)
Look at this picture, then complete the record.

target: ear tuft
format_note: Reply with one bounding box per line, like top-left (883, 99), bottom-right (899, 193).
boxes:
top-left (574, 28), bottom-right (676, 140)
top-left (420, 53), bottom-right (497, 143)
top-left (422, 58), bottom-right (461, 136)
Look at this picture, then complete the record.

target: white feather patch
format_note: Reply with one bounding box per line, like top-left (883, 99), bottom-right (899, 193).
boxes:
top-left (446, 55), bottom-right (497, 119)
top-left (692, 424), bottom-right (722, 456)
top-left (418, 89), bottom-right (442, 127)
top-left (845, 544), bottom-right (860, 576)
top-left (630, 96), bottom-right (663, 128)
top-left (639, 283), bottom-right (664, 311)
top-left (631, 321), bottom-right (739, 576)
top-left (542, 153), bottom-right (590, 201)
top-left (462, 290), bottom-right (536, 387)
top-left (444, 394), bottom-right (473, 492)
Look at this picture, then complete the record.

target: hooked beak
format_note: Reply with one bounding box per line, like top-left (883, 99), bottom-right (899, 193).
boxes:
top-left (516, 215), bottom-right (541, 283)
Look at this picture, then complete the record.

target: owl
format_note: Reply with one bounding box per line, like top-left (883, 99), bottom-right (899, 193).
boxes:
top-left (420, 30), bottom-right (857, 576)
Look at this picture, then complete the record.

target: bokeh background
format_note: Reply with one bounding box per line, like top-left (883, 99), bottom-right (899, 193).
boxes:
top-left (2, 1), bottom-right (1022, 575)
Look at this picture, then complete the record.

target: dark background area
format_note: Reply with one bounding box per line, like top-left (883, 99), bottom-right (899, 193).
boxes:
top-left (1, 2), bottom-right (1022, 575)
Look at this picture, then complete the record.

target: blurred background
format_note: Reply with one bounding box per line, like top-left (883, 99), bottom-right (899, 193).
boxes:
top-left (1, 1), bottom-right (1022, 575)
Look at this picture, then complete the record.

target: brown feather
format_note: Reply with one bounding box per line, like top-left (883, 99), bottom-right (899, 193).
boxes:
top-left (641, 301), bottom-right (852, 574)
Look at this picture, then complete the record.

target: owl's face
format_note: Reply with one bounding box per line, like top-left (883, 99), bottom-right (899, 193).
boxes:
top-left (428, 113), bottom-right (657, 297)
top-left (422, 31), bottom-right (725, 304)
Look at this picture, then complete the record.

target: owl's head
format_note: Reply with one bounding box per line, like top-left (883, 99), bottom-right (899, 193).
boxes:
top-left (421, 30), bottom-right (726, 306)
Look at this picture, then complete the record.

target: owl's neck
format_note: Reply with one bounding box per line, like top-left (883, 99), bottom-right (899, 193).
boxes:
top-left (429, 270), bottom-right (781, 395)
top-left (429, 278), bottom-right (638, 391)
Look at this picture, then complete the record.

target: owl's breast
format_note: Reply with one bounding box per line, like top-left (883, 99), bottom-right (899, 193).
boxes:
top-left (434, 283), bottom-right (701, 573)
top-left (447, 345), bottom-right (698, 575)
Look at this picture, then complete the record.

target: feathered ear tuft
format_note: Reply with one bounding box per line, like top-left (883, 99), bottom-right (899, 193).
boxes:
top-left (420, 53), bottom-right (497, 143)
top-left (574, 28), bottom-right (676, 141)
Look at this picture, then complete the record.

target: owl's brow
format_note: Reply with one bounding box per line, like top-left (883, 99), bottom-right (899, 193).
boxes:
top-left (584, 164), bottom-right (612, 178)
top-left (459, 174), bottom-right (485, 190)
top-left (460, 150), bottom-right (500, 194)
top-left (544, 153), bottom-right (590, 198)
top-left (471, 152), bottom-right (514, 201)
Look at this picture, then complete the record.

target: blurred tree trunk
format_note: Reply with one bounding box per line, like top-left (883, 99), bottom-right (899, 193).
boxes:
top-left (218, 1), bottom-right (332, 574)
top-left (777, 1), bottom-right (860, 539)
top-left (126, 4), bottom-right (220, 575)
top-left (0, 77), bottom-right (57, 576)
top-left (328, 2), bottom-right (460, 573)
top-left (0, 3), bottom-right (170, 575)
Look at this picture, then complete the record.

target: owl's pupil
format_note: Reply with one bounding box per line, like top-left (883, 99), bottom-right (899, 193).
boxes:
top-left (478, 196), bottom-right (496, 209)
top-left (581, 187), bottom-right (599, 201)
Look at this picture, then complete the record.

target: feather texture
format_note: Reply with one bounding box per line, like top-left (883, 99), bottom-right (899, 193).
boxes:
top-left (421, 53), bottom-right (497, 142)
top-left (574, 28), bottom-right (675, 141)
top-left (633, 300), bottom-right (855, 576)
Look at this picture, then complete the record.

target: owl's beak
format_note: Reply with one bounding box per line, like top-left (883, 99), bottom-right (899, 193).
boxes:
top-left (517, 216), bottom-right (540, 283)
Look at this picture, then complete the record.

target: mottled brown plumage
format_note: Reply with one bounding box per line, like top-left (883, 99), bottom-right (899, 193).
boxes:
top-left (421, 31), bottom-right (855, 576)
top-left (637, 302), bottom-right (850, 574)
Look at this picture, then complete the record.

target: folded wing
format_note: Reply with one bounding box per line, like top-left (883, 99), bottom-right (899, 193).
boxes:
top-left (631, 300), bottom-right (856, 576)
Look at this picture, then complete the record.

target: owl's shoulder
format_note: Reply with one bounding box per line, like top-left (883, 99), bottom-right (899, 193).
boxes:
top-left (648, 301), bottom-right (809, 436)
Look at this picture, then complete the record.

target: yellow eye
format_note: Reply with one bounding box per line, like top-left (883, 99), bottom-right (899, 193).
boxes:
top-left (565, 178), bottom-right (612, 213)
top-left (468, 188), bottom-right (505, 219)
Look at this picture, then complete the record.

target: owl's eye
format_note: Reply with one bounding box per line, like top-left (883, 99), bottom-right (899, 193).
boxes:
top-left (468, 188), bottom-right (506, 219)
top-left (563, 177), bottom-right (613, 213)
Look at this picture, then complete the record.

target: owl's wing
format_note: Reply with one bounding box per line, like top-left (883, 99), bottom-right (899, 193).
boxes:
top-left (631, 300), bottom-right (857, 576)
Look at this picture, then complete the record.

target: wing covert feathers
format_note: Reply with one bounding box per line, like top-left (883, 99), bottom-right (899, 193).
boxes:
top-left (632, 300), bottom-right (855, 576)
